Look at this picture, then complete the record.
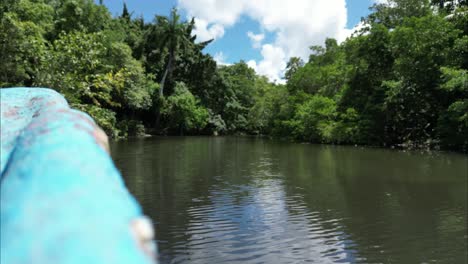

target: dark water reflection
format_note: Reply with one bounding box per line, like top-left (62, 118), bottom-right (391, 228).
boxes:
top-left (111, 137), bottom-right (467, 264)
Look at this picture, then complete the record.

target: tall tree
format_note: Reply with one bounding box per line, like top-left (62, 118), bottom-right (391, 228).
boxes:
top-left (431, 0), bottom-right (468, 12)
top-left (157, 8), bottom-right (190, 98)
top-left (285, 57), bottom-right (304, 81)
top-left (366, 0), bottom-right (431, 28)
top-left (121, 2), bottom-right (130, 21)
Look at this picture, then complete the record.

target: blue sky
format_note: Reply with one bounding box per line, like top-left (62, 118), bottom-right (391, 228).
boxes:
top-left (102, 0), bottom-right (376, 82)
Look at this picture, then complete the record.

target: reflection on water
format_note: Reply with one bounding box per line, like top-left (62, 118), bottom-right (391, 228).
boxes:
top-left (111, 137), bottom-right (467, 264)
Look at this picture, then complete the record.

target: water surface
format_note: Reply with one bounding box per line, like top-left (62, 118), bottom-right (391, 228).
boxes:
top-left (111, 137), bottom-right (467, 264)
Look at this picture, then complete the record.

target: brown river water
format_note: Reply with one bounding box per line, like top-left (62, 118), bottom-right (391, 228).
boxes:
top-left (111, 136), bottom-right (467, 264)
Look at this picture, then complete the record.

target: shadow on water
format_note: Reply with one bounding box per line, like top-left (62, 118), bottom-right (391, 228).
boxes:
top-left (111, 137), bottom-right (467, 264)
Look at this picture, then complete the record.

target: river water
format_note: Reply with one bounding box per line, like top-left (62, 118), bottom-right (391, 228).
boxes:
top-left (111, 136), bottom-right (467, 264)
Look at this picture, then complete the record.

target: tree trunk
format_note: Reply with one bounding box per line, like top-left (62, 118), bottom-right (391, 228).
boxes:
top-left (159, 50), bottom-right (174, 98)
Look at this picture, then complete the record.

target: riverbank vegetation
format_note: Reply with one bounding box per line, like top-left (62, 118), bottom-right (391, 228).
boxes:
top-left (1, 0), bottom-right (466, 152)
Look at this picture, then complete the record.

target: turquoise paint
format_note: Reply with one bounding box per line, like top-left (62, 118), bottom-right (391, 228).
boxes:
top-left (0, 88), bottom-right (156, 264)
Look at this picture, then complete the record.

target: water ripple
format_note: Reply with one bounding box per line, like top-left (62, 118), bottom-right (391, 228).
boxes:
top-left (155, 177), bottom-right (360, 264)
top-left (112, 137), bottom-right (468, 264)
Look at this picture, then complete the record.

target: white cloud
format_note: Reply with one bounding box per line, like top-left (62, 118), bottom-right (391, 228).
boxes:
top-left (213, 51), bottom-right (232, 66)
top-left (178, 0), bottom-right (351, 82)
top-left (247, 44), bottom-right (287, 84)
top-left (247, 31), bottom-right (265, 49)
top-left (337, 21), bottom-right (369, 43)
top-left (374, 0), bottom-right (389, 4)
top-left (178, 0), bottom-right (245, 26)
top-left (192, 18), bottom-right (225, 42)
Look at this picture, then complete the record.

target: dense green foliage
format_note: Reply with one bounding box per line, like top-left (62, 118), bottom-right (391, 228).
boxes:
top-left (1, 0), bottom-right (466, 151)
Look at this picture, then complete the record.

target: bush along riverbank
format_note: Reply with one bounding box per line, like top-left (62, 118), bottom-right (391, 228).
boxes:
top-left (1, 0), bottom-right (466, 152)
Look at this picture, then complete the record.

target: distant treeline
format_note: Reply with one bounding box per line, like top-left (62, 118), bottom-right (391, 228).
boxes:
top-left (1, 0), bottom-right (466, 152)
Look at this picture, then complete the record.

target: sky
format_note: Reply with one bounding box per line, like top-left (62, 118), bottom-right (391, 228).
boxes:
top-left (102, 0), bottom-right (377, 83)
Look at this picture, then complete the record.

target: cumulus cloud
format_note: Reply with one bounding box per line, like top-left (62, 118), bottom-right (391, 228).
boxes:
top-left (337, 21), bottom-right (369, 42)
top-left (247, 31), bottom-right (265, 49)
top-left (192, 18), bottom-right (225, 42)
top-left (178, 0), bottom-right (244, 26)
top-left (247, 44), bottom-right (286, 84)
top-left (178, 0), bottom-right (352, 82)
top-left (213, 51), bottom-right (231, 66)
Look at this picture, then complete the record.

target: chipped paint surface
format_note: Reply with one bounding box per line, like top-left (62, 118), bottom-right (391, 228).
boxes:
top-left (0, 88), bottom-right (156, 264)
